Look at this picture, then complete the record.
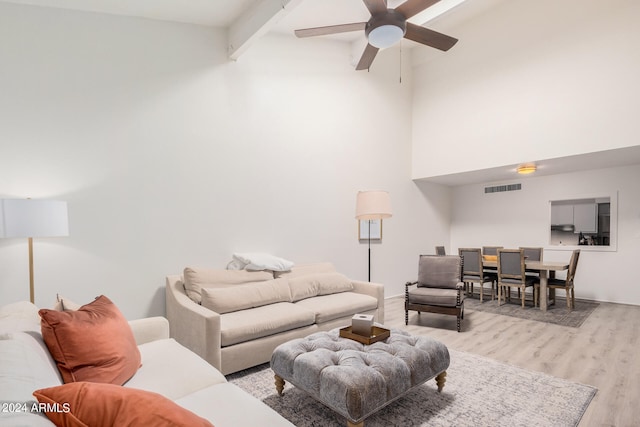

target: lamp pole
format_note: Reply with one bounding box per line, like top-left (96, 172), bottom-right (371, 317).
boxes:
top-left (367, 220), bottom-right (372, 282)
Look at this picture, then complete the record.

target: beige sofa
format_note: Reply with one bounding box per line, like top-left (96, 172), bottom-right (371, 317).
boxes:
top-left (166, 262), bottom-right (385, 375)
top-left (0, 301), bottom-right (293, 426)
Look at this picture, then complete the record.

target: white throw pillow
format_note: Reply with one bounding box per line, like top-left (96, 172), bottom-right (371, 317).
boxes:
top-left (231, 253), bottom-right (294, 272)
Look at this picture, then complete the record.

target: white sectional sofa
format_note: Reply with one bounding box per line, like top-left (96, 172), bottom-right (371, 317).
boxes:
top-left (0, 301), bottom-right (293, 426)
top-left (166, 262), bottom-right (385, 375)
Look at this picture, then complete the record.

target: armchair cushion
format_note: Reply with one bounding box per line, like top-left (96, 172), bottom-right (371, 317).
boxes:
top-left (408, 287), bottom-right (462, 307)
top-left (418, 255), bottom-right (462, 289)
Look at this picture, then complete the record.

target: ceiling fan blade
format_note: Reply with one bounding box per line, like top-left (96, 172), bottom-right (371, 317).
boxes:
top-left (395, 0), bottom-right (441, 19)
top-left (362, 0), bottom-right (388, 15)
top-left (404, 22), bottom-right (458, 51)
top-left (356, 44), bottom-right (380, 70)
top-left (295, 22), bottom-right (366, 38)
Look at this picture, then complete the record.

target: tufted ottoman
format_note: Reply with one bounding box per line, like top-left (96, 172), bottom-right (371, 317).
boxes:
top-left (270, 327), bottom-right (450, 427)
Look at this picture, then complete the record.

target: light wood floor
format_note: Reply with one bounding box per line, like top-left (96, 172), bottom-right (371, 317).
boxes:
top-left (385, 295), bottom-right (640, 427)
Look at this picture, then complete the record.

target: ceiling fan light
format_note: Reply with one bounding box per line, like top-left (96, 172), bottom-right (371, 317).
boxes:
top-left (368, 24), bottom-right (404, 48)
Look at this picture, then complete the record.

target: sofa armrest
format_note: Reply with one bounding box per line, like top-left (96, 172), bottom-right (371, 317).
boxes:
top-left (129, 317), bottom-right (169, 345)
top-left (165, 275), bottom-right (222, 371)
top-left (351, 280), bottom-right (385, 324)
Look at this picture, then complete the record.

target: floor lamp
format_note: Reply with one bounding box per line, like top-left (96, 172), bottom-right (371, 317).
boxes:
top-left (0, 199), bottom-right (69, 303)
top-left (355, 190), bottom-right (392, 282)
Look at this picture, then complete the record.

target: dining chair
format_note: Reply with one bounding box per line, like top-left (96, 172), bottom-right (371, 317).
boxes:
top-left (520, 247), bottom-right (543, 262)
top-left (481, 246), bottom-right (502, 287)
top-left (539, 249), bottom-right (580, 311)
top-left (459, 248), bottom-right (495, 302)
top-left (405, 254), bottom-right (465, 332)
top-left (520, 247), bottom-right (544, 284)
top-left (497, 249), bottom-right (539, 308)
top-left (435, 246), bottom-right (446, 256)
top-left (482, 246), bottom-right (503, 256)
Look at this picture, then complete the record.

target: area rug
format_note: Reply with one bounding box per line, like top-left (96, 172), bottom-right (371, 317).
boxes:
top-left (464, 295), bottom-right (599, 328)
top-left (228, 349), bottom-right (596, 427)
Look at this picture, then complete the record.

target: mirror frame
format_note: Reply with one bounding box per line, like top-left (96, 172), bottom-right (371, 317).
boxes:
top-left (548, 192), bottom-right (618, 252)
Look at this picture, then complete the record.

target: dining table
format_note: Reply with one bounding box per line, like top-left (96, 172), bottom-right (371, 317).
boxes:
top-left (483, 259), bottom-right (570, 311)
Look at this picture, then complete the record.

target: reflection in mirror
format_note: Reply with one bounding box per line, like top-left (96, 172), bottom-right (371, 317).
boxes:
top-left (550, 197), bottom-right (611, 246)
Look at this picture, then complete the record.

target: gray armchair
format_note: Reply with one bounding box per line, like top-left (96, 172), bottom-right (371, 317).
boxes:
top-left (405, 255), bottom-right (465, 332)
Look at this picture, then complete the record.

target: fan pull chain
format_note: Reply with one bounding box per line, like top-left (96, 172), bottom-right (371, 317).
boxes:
top-left (399, 44), bottom-right (402, 84)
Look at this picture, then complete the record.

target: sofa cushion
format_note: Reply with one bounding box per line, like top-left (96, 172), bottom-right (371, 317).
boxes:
top-left (0, 332), bottom-right (63, 406)
top-left (125, 338), bottom-right (227, 400)
top-left (288, 273), bottom-right (353, 302)
top-left (33, 382), bottom-right (214, 427)
top-left (274, 262), bottom-right (336, 278)
top-left (183, 267), bottom-right (273, 304)
top-left (201, 278), bottom-right (291, 314)
top-left (39, 295), bottom-right (141, 385)
top-left (294, 292), bottom-right (378, 324)
top-left (220, 302), bottom-right (315, 347)
top-left (0, 301), bottom-right (41, 334)
top-left (176, 383), bottom-right (294, 426)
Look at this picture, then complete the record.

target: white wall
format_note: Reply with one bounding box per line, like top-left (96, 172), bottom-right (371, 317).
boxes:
top-left (411, 0), bottom-right (640, 179)
top-left (448, 164), bottom-right (640, 305)
top-left (0, 3), bottom-right (451, 318)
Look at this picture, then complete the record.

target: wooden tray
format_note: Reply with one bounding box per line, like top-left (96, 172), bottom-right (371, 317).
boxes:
top-left (339, 326), bottom-right (390, 345)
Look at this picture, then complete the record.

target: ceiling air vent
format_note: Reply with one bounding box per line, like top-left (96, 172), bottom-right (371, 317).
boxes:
top-left (484, 183), bottom-right (521, 194)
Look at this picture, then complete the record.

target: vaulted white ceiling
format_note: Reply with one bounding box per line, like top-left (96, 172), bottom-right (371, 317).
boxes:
top-left (0, 0), bottom-right (479, 59)
top-left (3, 0), bottom-right (639, 185)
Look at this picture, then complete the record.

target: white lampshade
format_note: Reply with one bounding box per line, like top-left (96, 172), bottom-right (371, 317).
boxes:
top-left (0, 199), bottom-right (69, 238)
top-left (368, 25), bottom-right (404, 49)
top-left (355, 191), bottom-right (392, 220)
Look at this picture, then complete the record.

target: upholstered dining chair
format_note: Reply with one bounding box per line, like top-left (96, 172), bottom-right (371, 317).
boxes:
top-left (459, 248), bottom-right (495, 302)
top-left (482, 246), bottom-right (503, 257)
top-left (405, 255), bottom-right (465, 332)
top-left (481, 245), bottom-right (502, 280)
top-left (435, 246), bottom-right (446, 255)
top-left (541, 249), bottom-right (580, 311)
top-left (497, 249), bottom-right (539, 308)
top-left (520, 247), bottom-right (543, 262)
top-left (520, 247), bottom-right (543, 283)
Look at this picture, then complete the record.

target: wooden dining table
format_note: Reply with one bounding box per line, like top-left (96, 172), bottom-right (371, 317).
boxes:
top-left (483, 260), bottom-right (570, 311)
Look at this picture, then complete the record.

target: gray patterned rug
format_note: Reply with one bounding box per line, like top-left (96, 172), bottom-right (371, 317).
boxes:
top-left (228, 349), bottom-right (596, 427)
top-left (464, 294), bottom-right (599, 328)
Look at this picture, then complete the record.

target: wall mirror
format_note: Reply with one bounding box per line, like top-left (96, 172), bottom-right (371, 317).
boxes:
top-left (549, 193), bottom-right (617, 251)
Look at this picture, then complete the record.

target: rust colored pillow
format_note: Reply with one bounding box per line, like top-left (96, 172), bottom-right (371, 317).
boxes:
top-left (33, 382), bottom-right (214, 427)
top-left (39, 295), bottom-right (141, 385)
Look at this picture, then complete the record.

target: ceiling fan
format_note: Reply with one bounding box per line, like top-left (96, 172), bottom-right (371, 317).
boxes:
top-left (294, 0), bottom-right (458, 70)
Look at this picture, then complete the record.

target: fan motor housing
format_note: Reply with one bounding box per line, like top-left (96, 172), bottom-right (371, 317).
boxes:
top-left (365, 9), bottom-right (407, 38)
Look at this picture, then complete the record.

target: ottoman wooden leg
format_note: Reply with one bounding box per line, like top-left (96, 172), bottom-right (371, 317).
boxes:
top-left (274, 374), bottom-right (285, 396)
top-left (435, 371), bottom-right (447, 392)
top-left (347, 421), bottom-right (364, 427)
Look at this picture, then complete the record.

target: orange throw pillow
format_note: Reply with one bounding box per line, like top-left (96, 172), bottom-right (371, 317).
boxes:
top-left (39, 295), bottom-right (141, 385)
top-left (33, 382), bottom-right (214, 427)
